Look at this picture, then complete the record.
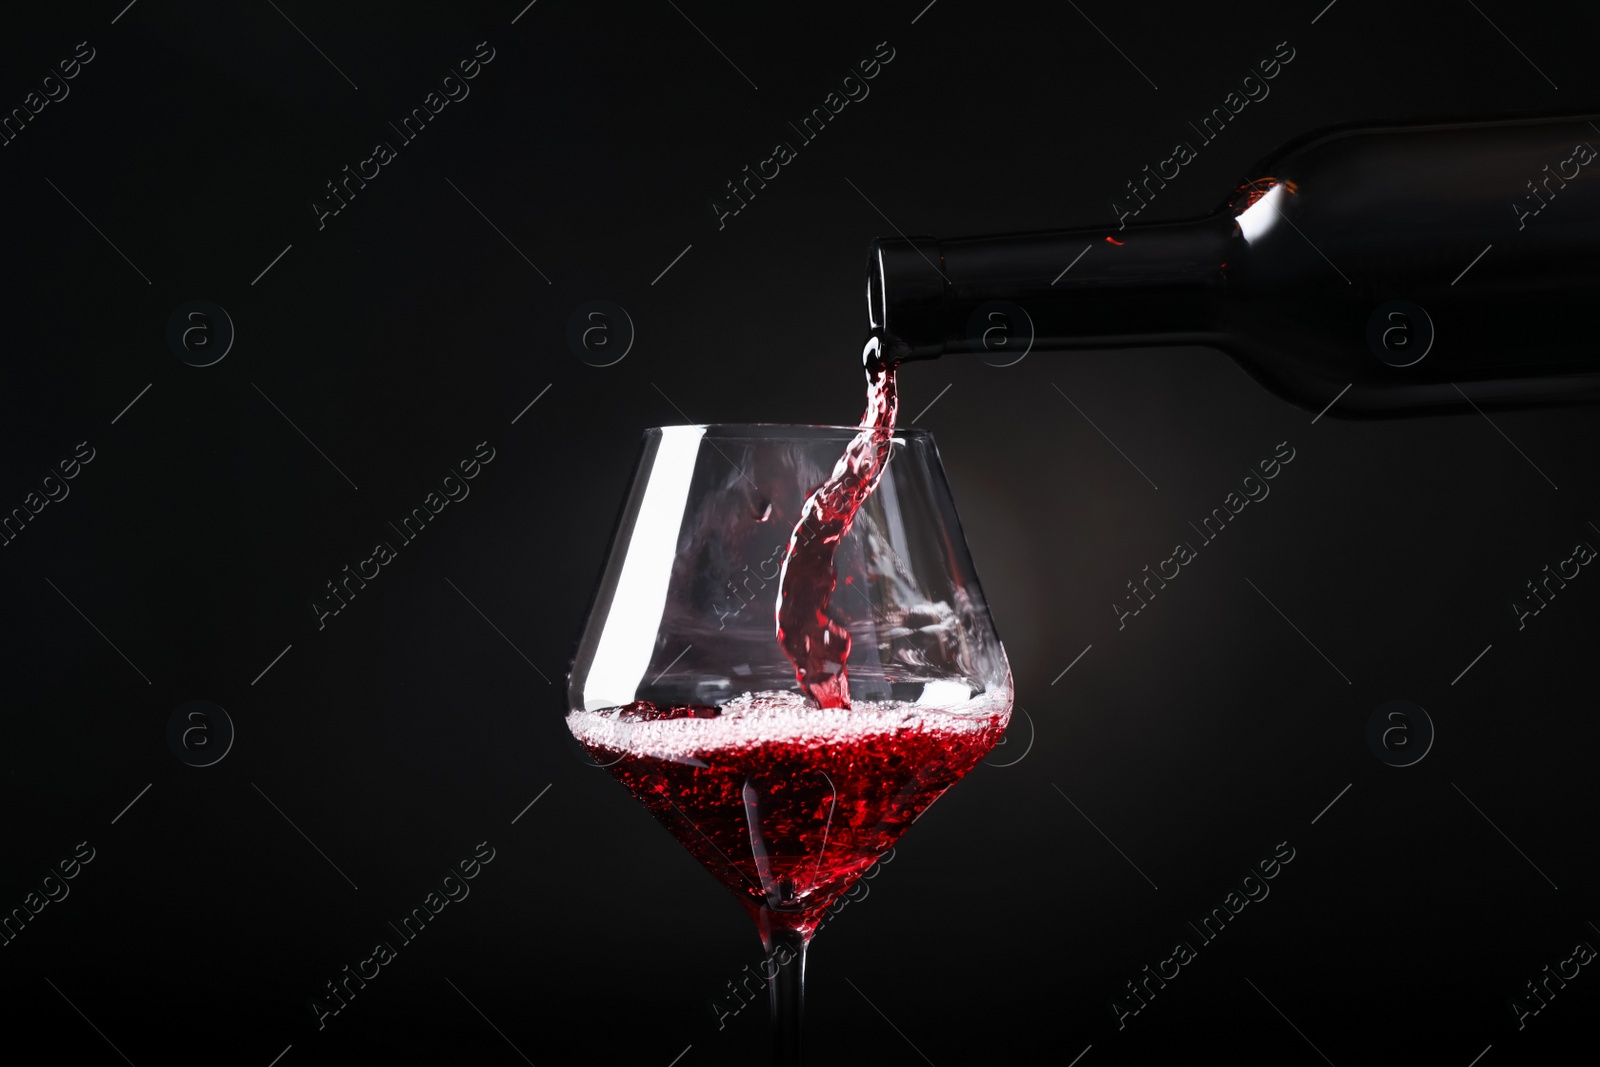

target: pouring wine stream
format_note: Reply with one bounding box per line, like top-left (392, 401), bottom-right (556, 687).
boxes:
top-left (776, 332), bottom-right (899, 709)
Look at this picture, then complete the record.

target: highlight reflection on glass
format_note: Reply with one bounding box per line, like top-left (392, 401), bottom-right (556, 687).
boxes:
top-left (1236, 179), bottom-right (1286, 244)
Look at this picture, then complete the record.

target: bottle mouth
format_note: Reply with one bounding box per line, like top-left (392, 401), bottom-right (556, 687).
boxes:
top-left (867, 235), bottom-right (947, 361)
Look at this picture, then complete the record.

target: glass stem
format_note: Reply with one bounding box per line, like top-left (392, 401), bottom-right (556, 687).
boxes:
top-left (761, 924), bottom-right (809, 1067)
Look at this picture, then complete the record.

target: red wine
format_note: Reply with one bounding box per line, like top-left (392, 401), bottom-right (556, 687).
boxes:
top-left (776, 334), bottom-right (898, 707)
top-left (566, 689), bottom-right (1009, 935)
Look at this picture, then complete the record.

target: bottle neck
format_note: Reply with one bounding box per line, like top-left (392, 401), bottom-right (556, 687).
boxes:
top-left (869, 215), bottom-right (1235, 361)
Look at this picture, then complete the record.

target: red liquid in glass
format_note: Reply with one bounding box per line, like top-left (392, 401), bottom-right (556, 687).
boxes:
top-left (567, 691), bottom-right (1008, 935)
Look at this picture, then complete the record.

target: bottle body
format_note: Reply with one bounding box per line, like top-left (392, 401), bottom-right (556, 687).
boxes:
top-left (869, 114), bottom-right (1600, 415)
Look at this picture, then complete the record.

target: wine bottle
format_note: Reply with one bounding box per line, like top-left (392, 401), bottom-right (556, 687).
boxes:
top-left (867, 113), bottom-right (1600, 415)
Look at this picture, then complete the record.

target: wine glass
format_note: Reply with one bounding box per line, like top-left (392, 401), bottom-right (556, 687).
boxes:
top-left (567, 424), bottom-right (1012, 1065)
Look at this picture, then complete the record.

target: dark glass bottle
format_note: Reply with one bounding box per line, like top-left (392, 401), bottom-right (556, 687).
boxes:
top-left (867, 114), bottom-right (1600, 415)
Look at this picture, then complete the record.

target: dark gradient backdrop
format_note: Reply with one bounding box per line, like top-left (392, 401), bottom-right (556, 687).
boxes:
top-left (3, 2), bottom-right (1598, 1065)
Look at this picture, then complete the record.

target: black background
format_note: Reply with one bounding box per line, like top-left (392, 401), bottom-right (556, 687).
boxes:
top-left (3, 2), bottom-right (1597, 1065)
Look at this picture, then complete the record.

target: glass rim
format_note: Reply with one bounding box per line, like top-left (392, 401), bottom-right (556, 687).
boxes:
top-left (643, 422), bottom-right (934, 438)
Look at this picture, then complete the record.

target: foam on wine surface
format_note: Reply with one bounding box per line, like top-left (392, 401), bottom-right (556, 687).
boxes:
top-left (567, 688), bottom-right (1010, 761)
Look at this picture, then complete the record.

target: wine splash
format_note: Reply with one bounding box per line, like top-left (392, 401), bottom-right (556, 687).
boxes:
top-left (775, 334), bottom-right (899, 708)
